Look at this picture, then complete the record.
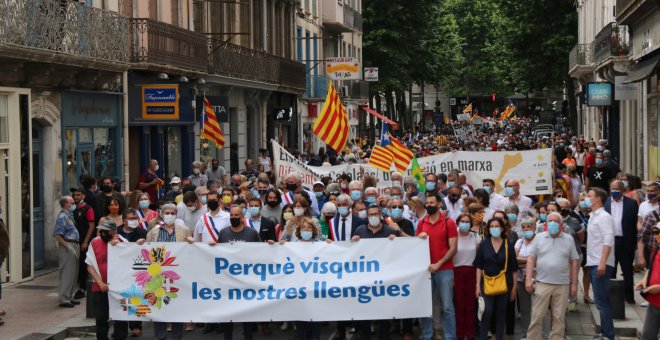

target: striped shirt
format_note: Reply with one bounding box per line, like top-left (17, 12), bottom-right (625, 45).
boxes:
top-left (157, 225), bottom-right (177, 242)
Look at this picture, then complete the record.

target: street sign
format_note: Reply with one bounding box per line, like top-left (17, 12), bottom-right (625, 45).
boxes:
top-left (364, 67), bottom-right (379, 81)
top-left (326, 57), bottom-right (360, 80)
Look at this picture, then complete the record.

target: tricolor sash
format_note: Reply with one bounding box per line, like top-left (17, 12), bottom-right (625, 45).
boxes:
top-left (203, 214), bottom-right (221, 243)
top-left (136, 209), bottom-right (149, 229)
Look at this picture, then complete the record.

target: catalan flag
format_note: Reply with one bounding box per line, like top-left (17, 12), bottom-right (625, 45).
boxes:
top-left (470, 112), bottom-right (479, 121)
top-left (368, 123), bottom-right (394, 172)
top-left (463, 103), bottom-right (473, 114)
top-left (312, 81), bottom-right (349, 152)
top-left (201, 97), bottom-right (225, 148)
top-left (500, 99), bottom-right (516, 120)
top-left (436, 135), bottom-right (449, 145)
top-left (386, 134), bottom-right (414, 173)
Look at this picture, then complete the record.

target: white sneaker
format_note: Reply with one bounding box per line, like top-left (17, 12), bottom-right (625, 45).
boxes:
top-left (641, 301), bottom-right (649, 307)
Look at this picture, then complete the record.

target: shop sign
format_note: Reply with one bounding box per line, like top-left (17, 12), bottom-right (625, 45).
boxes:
top-left (364, 67), bottom-right (378, 81)
top-left (614, 76), bottom-right (636, 101)
top-left (142, 85), bottom-right (179, 120)
top-left (587, 82), bottom-right (613, 107)
top-left (326, 57), bottom-right (360, 80)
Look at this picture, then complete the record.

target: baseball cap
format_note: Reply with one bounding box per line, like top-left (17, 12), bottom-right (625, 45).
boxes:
top-left (170, 176), bottom-right (181, 184)
top-left (97, 220), bottom-right (117, 232)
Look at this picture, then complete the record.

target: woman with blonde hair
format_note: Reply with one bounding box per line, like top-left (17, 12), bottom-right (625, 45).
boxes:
top-left (280, 197), bottom-right (320, 241)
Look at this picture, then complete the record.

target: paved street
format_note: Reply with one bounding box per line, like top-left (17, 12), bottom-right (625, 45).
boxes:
top-left (2, 269), bottom-right (645, 340)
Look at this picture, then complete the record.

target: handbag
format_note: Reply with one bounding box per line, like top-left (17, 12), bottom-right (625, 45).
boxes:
top-left (483, 240), bottom-right (508, 296)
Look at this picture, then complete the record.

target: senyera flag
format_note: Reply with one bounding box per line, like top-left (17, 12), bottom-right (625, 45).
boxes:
top-left (312, 81), bottom-right (349, 153)
top-left (201, 97), bottom-right (225, 149)
top-left (368, 122), bottom-right (394, 172)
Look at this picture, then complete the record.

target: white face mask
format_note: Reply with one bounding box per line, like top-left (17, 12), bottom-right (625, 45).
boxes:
top-left (163, 214), bottom-right (176, 225)
top-left (187, 205), bottom-right (196, 212)
top-left (358, 210), bottom-right (367, 219)
top-left (127, 220), bottom-right (139, 229)
top-left (193, 168), bottom-right (200, 175)
top-left (368, 216), bottom-right (380, 227)
top-left (293, 208), bottom-right (305, 217)
top-left (154, 165), bottom-right (160, 172)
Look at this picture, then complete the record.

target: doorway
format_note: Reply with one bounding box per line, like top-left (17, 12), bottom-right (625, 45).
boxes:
top-left (31, 121), bottom-right (44, 270)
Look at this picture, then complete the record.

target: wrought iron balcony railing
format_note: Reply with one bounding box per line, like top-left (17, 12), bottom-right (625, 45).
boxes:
top-left (305, 75), bottom-right (328, 98)
top-left (568, 43), bottom-right (593, 72)
top-left (593, 22), bottom-right (630, 64)
top-left (208, 39), bottom-right (306, 92)
top-left (130, 18), bottom-right (207, 74)
top-left (0, 0), bottom-right (129, 63)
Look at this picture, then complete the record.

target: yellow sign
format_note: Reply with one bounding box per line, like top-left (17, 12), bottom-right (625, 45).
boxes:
top-left (141, 84), bottom-right (180, 120)
top-left (326, 57), bottom-right (360, 80)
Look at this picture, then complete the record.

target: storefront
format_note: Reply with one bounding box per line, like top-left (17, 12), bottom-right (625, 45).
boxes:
top-left (61, 91), bottom-right (123, 190)
top-left (127, 72), bottom-right (196, 191)
top-left (267, 92), bottom-right (298, 152)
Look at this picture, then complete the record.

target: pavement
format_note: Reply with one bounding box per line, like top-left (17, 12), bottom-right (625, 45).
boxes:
top-left (0, 269), bottom-right (649, 340)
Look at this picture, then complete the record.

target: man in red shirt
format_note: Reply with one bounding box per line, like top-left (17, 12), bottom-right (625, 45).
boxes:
top-left (583, 146), bottom-right (596, 178)
top-left (136, 159), bottom-right (163, 203)
top-left (636, 222), bottom-right (660, 339)
top-left (86, 221), bottom-right (128, 340)
top-left (417, 193), bottom-right (458, 340)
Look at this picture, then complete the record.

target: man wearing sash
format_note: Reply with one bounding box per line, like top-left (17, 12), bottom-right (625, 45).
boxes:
top-left (281, 173), bottom-right (320, 217)
top-left (192, 192), bottom-right (230, 245)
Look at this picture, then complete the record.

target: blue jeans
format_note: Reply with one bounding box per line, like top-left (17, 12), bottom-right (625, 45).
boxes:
top-left (589, 265), bottom-right (615, 339)
top-left (422, 270), bottom-right (456, 340)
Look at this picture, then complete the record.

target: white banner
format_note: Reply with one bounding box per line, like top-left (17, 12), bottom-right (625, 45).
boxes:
top-left (108, 239), bottom-right (432, 322)
top-left (272, 140), bottom-right (553, 195)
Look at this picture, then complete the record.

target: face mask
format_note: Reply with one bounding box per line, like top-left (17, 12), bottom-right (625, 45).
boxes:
top-left (381, 207), bottom-right (390, 217)
top-left (458, 222), bottom-right (471, 232)
top-left (187, 205), bottom-right (196, 212)
top-left (230, 217), bottom-right (242, 227)
top-left (391, 208), bottom-right (403, 219)
top-left (258, 189), bottom-right (268, 196)
top-left (539, 213), bottom-right (547, 222)
top-left (559, 143), bottom-right (564, 147)
top-left (101, 185), bottom-right (113, 194)
top-left (207, 200), bottom-right (219, 211)
top-left (560, 209), bottom-right (570, 217)
top-left (109, 206), bottom-right (120, 214)
top-left (163, 214), bottom-right (176, 225)
top-left (547, 221), bottom-right (560, 235)
top-left (366, 196), bottom-right (376, 205)
top-left (446, 181), bottom-right (456, 187)
top-left (246, 207), bottom-right (260, 216)
top-left (283, 212), bottom-right (293, 221)
top-left (611, 190), bottom-right (622, 200)
top-left (483, 186), bottom-right (491, 194)
top-left (351, 191), bottom-right (363, 201)
top-left (127, 220), bottom-right (139, 229)
top-left (323, 214), bottom-right (335, 221)
top-left (340, 182), bottom-right (348, 189)
top-left (266, 200), bottom-right (278, 207)
top-left (139, 200), bottom-right (150, 209)
top-left (426, 182), bottom-right (436, 191)
top-left (583, 198), bottom-right (593, 208)
top-left (286, 183), bottom-right (298, 192)
top-left (503, 214), bottom-right (516, 224)
top-left (596, 146), bottom-right (603, 151)
top-left (595, 159), bottom-right (603, 166)
top-left (523, 230), bottom-right (535, 239)
top-left (368, 216), bottom-right (380, 227)
top-left (294, 208), bottom-right (305, 216)
top-left (68, 205), bottom-right (77, 213)
top-left (621, 180), bottom-right (629, 189)
top-left (648, 193), bottom-right (657, 201)
top-left (448, 196), bottom-right (459, 204)
top-left (242, 207), bottom-right (247, 215)
top-left (200, 196), bottom-right (207, 204)
top-left (222, 196), bottom-right (232, 204)
top-left (100, 231), bottom-right (112, 243)
top-left (300, 230), bottom-right (314, 241)
top-left (231, 182), bottom-right (240, 188)
top-left (489, 227), bottom-right (502, 238)
top-left (504, 187), bottom-right (515, 197)
top-left (474, 212), bottom-right (484, 225)
top-left (193, 168), bottom-right (200, 175)
top-left (314, 191), bottom-right (323, 198)
top-left (113, 183), bottom-right (122, 192)
top-left (171, 185), bottom-right (180, 192)
top-left (212, 165), bottom-right (219, 170)
top-left (425, 206), bottom-right (438, 215)
top-left (358, 210), bottom-right (367, 219)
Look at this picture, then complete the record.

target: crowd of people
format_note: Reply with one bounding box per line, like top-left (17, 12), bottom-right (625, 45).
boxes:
top-left (48, 116), bottom-right (660, 340)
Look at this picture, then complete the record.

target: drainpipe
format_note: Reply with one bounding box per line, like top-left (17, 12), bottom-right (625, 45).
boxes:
top-left (263, 0), bottom-right (268, 52)
top-left (122, 70), bottom-right (130, 190)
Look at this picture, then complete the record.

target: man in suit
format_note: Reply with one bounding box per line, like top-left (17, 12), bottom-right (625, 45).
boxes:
top-left (605, 180), bottom-right (639, 303)
top-left (246, 198), bottom-right (277, 242)
top-left (331, 194), bottom-right (367, 242)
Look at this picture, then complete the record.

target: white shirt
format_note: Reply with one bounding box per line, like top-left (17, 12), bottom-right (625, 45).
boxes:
top-left (489, 192), bottom-right (507, 212)
top-left (610, 199), bottom-right (624, 236)
top-left (247, 216), bottom-right (262, 233)
top-left (638, 201), bottom-right (659, 220)
top-left (180, 205), bottom-right (208, 232)
top-left (443, 197), bottom-right (463, 221)
top-left (338, 215), bottom-right (354, 241)
top-left (454, 232), bottom-right (481, 267)
top-left (509, 194), bottom-right (533, 216)
top-left (194, 210), bottom-right (231, 243)
top-left (586, 207), bottom-right (615, 268)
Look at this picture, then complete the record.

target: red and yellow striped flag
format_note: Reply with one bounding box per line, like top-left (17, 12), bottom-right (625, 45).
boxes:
top-left (386, 135), bottom-right (414, 173)
top-left (201, 97), bottom-right (225, 148)
top-left (368, 145), bottom-right (393, 172)
top-left (312, 81), bottom-right (349, 152)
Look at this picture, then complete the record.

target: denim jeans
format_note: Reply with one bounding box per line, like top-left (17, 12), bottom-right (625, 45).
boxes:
top-left (589, 265), bottom-right (615, 339)
top-left (154, 322), bottom-right (183, 340)
top-left (421, 269), bottom-right (456, 340)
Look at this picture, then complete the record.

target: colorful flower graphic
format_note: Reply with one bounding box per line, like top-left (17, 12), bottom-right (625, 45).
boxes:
top-left (119, 284), bottom-right (152, 317)
top-left (143, 275), bottom-right (179, 310)
top-left (133, 246), bottom-right (180, 288)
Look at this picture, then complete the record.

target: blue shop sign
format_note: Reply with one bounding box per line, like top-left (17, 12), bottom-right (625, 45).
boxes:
top-left (142, 84), bottom-right (179, 120)
top-left (586, 82), bottom-right (613, 107)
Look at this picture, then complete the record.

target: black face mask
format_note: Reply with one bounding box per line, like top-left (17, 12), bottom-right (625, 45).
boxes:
top-left (258, 189), bottom-right (268, 196)
top-left (100, 231), bottom-right (112, 243)
top-left (267, 200), bottom-right (279, 207)
top-left (230, 218), bottom-right (242, 227)
top-left (113, 183), bottom-right (122, 192)
top-left (231, 182), bottom-right (240, 188)
top-left (101, 185), bottom-right (113, 194)
top-left (448, 196), bottom-right (459, 204)
top-left (207, 200), bottom-right (219, 211)
top-left (286, 183), bottom-right (298, 192)
top-left (560, 209), bottom-right (570, 217)
top-left (426, 206), bottom-right (438, 215)
top-left (212, 165), bottom-right (219, 170)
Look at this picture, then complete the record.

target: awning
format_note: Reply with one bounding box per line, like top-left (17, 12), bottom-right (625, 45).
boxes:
top-left (622, 53), bottom-right (660, 84)
top-left (360, 106), bottom-right (399, 128)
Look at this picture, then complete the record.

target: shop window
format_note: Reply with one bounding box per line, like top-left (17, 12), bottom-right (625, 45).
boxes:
top-left (167, 127), bottom-right (182, 179)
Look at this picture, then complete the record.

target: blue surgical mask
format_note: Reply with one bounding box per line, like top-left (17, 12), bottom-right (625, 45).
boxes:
top-left (314, 191), bottom-right (323, 198)
top-left (539, 213), bottom-right (547, 222)
top-left (523, 230), bottom-right (535, 239)
top-left (447, 181), bottom-right (456, 187)
top-left (547, 221), bottom-right (560, 235)
top-left (68, 205), bottom-right (77, 213)
top-left (366, 196), bottom-right (377, 205)
top-left (391, 208), bottom-right (403, 219)
top-left (582, 198), bottom-right (592, 208)
top-left (200, 196), bottom-right (207, 205)
top-left (139, 200), bottom-right (150, 209)
top-left (595, 159), bottom-right (603, 166)
top-left (251, 189), bottom-right (260, 198)
top-left (611, 190), bottom-right (622, 200)
top-left (337, 206), bottom-right (349, 217)
top-left (507, 213), bottom-right (517, 223)
top-left (242, 208), bottom-right (247, 215)
top-left (458, 222), bottom-right (471, 232)
top-left (426, 182), bottom-right (436, 191)
top-left (350, 190), bottom-right (362, 201)
top-left (504, 187), bottom-right (514, 197)
top-left (483, 185), bottom-right (491, 194)
top-left (248, 207), bottom-right (260, 216)
top-left (621, 180), bottom-right (629, 189)
top-left (300, 231), bottom-right (314, 241)
top-left (381, 207), bottom-right (390, 217)
top-left (489, 227), bottom-right (502, 238)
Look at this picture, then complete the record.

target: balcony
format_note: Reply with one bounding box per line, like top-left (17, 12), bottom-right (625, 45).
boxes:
top-left (0, 0), bottom-right (129, 70)
top-left (130, 18), bottom-right (207, 76)
top-left (568, 43), bottom-right (593, 78)
top-left (305, 75), bottom-right (329, 99)
top-left (616, 0), bottom-right (659, 26)
top-left (593, 22), bottom-right (630, 64)
top-left (208, 39), bottom-right (306, 93)
top-left (322, 0), bottom-right (361, 33)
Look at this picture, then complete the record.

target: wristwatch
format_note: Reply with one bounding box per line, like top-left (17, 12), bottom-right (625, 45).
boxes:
top-left (395, 228), bottom-right (403, 236)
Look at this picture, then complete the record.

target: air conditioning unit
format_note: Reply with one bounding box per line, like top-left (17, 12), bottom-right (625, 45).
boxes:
top-left (340, 85), bottom-right (350, 97)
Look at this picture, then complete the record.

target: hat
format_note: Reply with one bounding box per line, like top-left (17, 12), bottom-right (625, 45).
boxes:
top-left (313, 181), bottom-right (325, 187)
top-left (69, 187), bottom-right (85, 194)
top-left (97, 220), bottom-right (117, 232)
top-left (113, 176), bottom-right (123, 183)
top-left (170, 176), bottom-right (181, 184)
